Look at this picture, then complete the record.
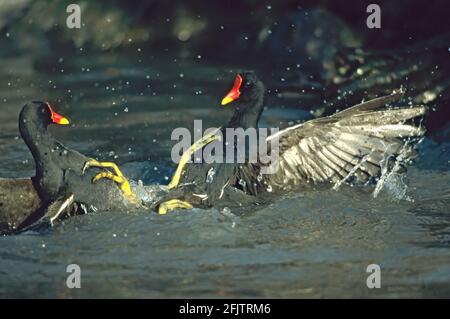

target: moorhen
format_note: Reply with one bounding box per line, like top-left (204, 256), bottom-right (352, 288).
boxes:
top-left (2, 101), bottom-right (144, 232)
top-left (157, 71), bottom-right (427, 213)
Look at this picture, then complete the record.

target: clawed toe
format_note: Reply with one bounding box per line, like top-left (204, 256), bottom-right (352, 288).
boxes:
top-left (82, 159), bottom-right (139, 204)
top-left (158, 199), bottom-right (193, 215)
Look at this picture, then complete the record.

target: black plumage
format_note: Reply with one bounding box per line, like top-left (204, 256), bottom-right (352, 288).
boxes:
top-left (184, 71), bottom-right (265, 200)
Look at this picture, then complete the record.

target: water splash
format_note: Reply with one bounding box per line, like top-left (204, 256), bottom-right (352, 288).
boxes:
top-left (131, 180), bottom-right (167, 206)
top-left (332, 152), bottom-right (373, 191)
top-left (372, 128), bottom-right (425, 201)
top-left (331, 135), bottom-right (424, 201)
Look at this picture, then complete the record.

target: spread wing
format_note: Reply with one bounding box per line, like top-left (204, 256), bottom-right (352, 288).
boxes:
top-left (265, 91), bottom-right (427, 187)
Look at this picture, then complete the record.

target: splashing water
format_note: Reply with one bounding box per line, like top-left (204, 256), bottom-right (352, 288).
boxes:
top-left (331, 135), bottom-right (425, 201)
top-left (332, 152), bottom-right (374, 191)
top-left (131, 180), bottom-right (167, 206)
top-left (372, 135), bottom-right (425, 200)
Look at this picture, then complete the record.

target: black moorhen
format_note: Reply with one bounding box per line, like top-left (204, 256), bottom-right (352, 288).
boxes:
top-left (157, 71), bottom-right (427, 213)
top-left (156, 71), bottom-right (265, 213)
top-left (15, 101), bottom-right (143, 229)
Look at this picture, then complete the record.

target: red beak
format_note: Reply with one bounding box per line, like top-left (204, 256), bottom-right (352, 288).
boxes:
top-left (221, 74), bottom-right (243, 105)
top-left (47, 103), bottom-right (70, 125)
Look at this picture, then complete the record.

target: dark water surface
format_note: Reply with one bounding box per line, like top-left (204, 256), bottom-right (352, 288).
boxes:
top-left (0, 51), bottom-right (449, 298)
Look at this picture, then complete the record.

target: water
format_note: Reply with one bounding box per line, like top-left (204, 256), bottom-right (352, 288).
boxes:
top-left (0, 51), bottom-right (449, 298)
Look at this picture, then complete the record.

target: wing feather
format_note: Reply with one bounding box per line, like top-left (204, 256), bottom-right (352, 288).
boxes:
top-left (264, 91), bottom-right (427, 188)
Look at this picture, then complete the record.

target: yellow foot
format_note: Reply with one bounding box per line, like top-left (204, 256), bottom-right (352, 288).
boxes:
top-left (158, 199), bottom-right (193, 215)
top-left (82, 159), bottom-right (138, 204)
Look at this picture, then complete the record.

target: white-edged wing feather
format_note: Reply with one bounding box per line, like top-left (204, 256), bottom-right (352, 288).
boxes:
top-left (265, 91), bottom-right (427, 188)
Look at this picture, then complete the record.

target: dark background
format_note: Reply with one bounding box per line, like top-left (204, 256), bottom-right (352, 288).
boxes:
top-left (1, 0), bottom-right (449, 139)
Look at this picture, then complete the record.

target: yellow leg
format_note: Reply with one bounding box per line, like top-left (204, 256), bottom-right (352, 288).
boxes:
top-left (168, 128), bottom-right (221, 189)
top-left (82, 159), bottom-right (138, 204)
top-left (158, 199), bottom-right (193, 215)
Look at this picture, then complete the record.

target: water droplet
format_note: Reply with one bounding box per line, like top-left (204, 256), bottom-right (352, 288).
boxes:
top-left (206, 168), bottom-right (215, 183)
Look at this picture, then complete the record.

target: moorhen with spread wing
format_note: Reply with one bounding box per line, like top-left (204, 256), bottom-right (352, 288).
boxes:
top-left (157, 71), bottom-right (427, 213)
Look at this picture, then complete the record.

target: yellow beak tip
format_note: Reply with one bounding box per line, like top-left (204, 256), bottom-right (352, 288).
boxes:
top-left (221, 97), bottom-right (233, 105)
top-left (60, 118), bottom-right (70, 125)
